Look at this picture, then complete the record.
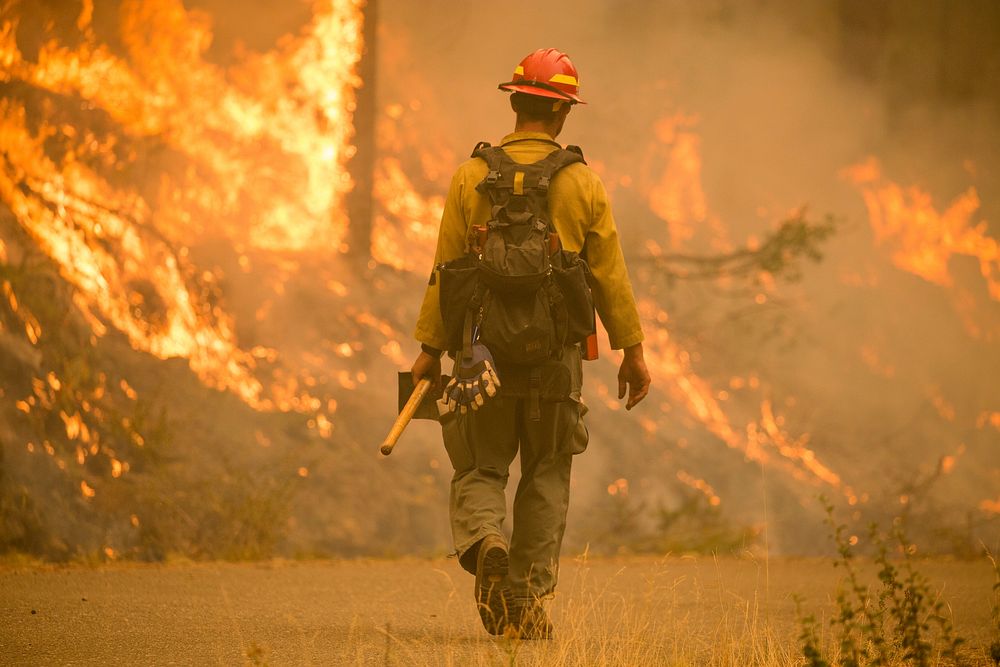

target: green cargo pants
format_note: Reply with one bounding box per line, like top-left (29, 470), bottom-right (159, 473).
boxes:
top-left (440, 346), bottom-right (588, 601)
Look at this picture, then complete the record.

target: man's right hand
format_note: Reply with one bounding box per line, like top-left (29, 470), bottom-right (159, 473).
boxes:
top-left (411, 349), bottom-right (443, 393)
top-left (617, 343), bottom-right (651, 410)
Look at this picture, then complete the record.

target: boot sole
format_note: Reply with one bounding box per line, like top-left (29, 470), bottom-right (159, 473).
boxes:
top-left (476, 544), bottom-right (509, 634)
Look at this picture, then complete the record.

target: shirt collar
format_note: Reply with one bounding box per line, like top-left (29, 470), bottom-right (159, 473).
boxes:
top-left (500, 130), bottom-right (560, 146)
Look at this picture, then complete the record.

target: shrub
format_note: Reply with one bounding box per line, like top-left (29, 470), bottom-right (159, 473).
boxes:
top-left (799, 498), bottom-right (967, 666)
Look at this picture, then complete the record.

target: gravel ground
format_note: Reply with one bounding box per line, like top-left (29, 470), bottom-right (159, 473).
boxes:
top-left (1, 556), bottom-right (994, 666)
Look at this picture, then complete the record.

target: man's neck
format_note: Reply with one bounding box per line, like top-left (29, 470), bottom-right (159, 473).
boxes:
top-left (513, 120), bottom-right (558, 138)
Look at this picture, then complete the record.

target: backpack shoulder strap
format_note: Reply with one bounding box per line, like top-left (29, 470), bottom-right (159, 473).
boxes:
top-left (473, 145), bottom-right (518, 196)
top-left (565, 145), bottom-right (585, 161)
top-left (469, 140), bottom-right (492, 157)
top-left (470, 143), bottom-right (587, 196)
top-left (535, 146), bottom-right (587, 191)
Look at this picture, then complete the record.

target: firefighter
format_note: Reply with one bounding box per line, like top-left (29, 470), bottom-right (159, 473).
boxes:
top-left (410, 48), bottom-right (650, 638)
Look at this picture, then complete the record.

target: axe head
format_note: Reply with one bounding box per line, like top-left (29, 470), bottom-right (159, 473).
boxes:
top-left (397, 372), bottom-right (448, 421)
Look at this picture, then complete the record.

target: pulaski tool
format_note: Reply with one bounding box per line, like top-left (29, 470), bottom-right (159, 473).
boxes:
top-left (379, 372), bottom-right (443, 455)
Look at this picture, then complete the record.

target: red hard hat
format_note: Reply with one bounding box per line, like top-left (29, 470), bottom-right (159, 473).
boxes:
top-left (498, 48), bottom-right (586, 104)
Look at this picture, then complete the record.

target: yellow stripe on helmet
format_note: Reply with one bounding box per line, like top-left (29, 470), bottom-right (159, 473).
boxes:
top-left (549, 73), bottom-right (578, 86)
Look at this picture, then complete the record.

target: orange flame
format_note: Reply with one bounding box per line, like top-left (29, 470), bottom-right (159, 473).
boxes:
top-left (607, 477), bottom-right (629, 496)
top-left (980, 498), bottom-right (1000, 515)
top-left (0, 0), bottom-right (366, 408)
top-left (371, 155), bottom-right (443, 271)
top-left (638, 303), bottom-right (850, 498)
top-left (676, 470), bottom-right (721, 506)
top-left (977, 411), bottom-right (1000, 432)
top-left (644, 112), bottom-right (732, 253)
top-left (843, 157), bottom-right (999, 302)
top-left (648, 113), bottom-right (707, 249)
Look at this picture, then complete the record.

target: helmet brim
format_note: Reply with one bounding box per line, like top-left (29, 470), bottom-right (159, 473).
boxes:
top-left (498, 81), bottom-right (586, 105)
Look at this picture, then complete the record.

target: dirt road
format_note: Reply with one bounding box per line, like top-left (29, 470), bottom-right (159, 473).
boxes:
top-left (1, 556), bottom-right (994, 665)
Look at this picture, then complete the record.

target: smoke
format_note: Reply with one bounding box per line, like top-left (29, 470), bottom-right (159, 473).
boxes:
top-left (1, 0), bottom-right (996, 559)
top-left (376, 0), bottom-right (999, 554)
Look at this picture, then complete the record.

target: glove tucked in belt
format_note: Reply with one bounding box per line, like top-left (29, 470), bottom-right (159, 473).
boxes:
top-left (444, 343), bottom-right (501, 413)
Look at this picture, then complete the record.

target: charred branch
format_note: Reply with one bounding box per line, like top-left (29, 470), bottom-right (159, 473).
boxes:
top-left (646, 213), bottom-right (838, 284)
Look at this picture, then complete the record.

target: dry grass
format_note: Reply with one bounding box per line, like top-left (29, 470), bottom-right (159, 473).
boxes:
top-left (335, 554), bottom-right (992, 667)
top-left (511, 555), bottom-right (793, 666)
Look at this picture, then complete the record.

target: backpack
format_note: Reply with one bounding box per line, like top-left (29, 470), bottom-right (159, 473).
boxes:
top-left (437, 139), bottom-right (596, 384)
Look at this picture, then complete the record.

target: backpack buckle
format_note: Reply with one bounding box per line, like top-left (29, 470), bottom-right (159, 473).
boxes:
top-left (486, 170), bottom-right (501, 185)
top-left (538, 175), bottom-right (551, 190)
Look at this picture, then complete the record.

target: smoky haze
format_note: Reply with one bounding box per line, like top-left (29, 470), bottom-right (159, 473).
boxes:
top-left (0, 0), bottom-right (996, 561)
top-left (376, 0), bottom-right (1000, 556)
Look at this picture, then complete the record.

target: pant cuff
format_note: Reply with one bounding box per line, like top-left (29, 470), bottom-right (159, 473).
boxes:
top-left (454, 528), bottom-right (503, 575)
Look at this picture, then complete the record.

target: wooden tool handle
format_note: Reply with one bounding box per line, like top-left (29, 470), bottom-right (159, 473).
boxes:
top-left (380, 378), bottom-right (433, 456)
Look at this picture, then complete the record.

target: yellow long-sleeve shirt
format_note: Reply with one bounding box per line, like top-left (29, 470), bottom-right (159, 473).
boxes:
top-left (414, 131), bottom-right (644, 351)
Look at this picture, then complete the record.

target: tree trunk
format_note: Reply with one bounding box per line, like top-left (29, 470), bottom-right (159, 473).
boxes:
top-left (345, 0), bottom-right (378, 262)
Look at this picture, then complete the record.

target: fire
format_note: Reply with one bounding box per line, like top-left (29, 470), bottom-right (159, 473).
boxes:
top-left (927, 386), bottom-right (957, 422)
top-left (754, 399), bottom-right (846, 492)
top-left (676, 470), bottom-right (721, 506)
top-left (2, 1), bottom-right (992, 557)
top-left (843, 157), bottom-right (999, 302)
top-left (638, 311), bottom-right (850, 496)
top-left (0, 0), bottom-right (366, 408)
top-left (622, 136), bottom-right (996, 512)
top-left (371, 155), bottom-right (444, 272)
top-left (607, 477), bottom-right (629, 496)
top-left (632, 113), bottom-right (850, 500)
top-left (0, 101), bottom-right (264, 403)
top-left (368, 25), bottom-right (458, 271)
top-left (648, 113), bottom-right (706, 249)
top-left (369, 94), bottom-right (452, 272)
top-left (860, 344), bottom-right (896, 379)
top-left (644, 112), bottom-right (730, 253)
top-left (978, 411), bottom-right (1000, 431)
top-left (4, 0), bottom-right (363, 250)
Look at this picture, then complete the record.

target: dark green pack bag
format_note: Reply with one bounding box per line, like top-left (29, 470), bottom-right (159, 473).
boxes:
top-left (437, 140), bottom-right (596, 403)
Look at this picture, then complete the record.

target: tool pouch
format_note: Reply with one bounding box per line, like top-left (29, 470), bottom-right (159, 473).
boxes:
top-left (550, 250), bottom-right (595, 347)
top-left (438, 255), bottom-right (479, 352)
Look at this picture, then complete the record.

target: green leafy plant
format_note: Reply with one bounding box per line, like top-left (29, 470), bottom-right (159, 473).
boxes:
top-left (797, 593), bottom-right (831, 667)
top-left (797, 497), bottom-right (968, 666)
